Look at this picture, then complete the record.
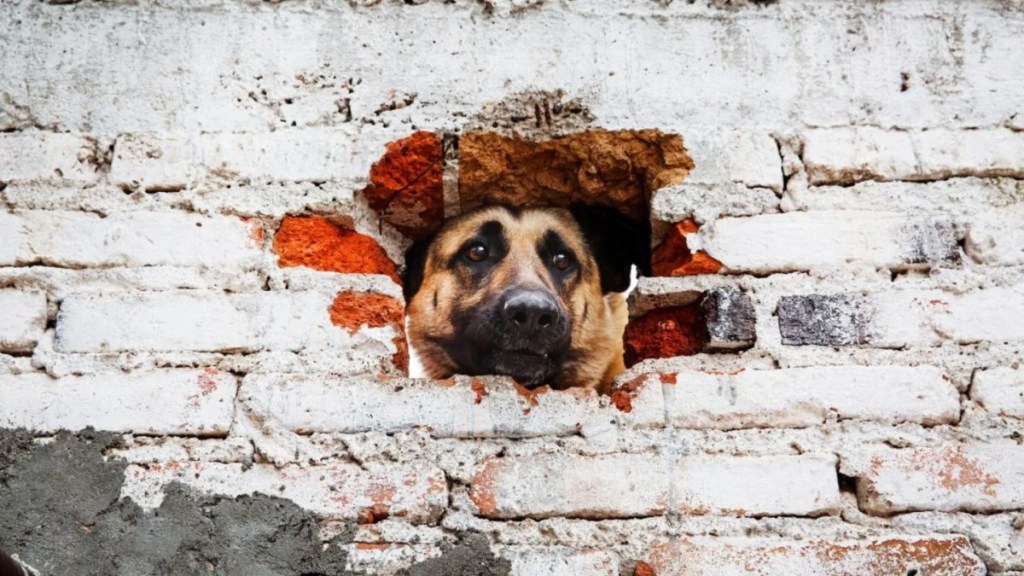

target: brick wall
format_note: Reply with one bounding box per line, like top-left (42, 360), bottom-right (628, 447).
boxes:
top-left (1, 1), bottom-right (1023, 575)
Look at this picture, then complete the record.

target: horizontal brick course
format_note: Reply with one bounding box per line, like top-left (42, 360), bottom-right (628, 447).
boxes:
top-left (698, 211), bottom-right (959, 273)
top-left (803, 127), bottom-right (1024, 185)
top-left (623, 366), bottom-right (958, 428)
top-left (109, 133), bottom-right (193, 192)
top-left (121, 461), bottom-right (447, 523)
top-left (12, 210), bottom-right (263, 268)
top-left (0, 132), bottom-right (99, 185)
top-left (240, 374), bottom-right (606, 438)
top-left (0, 369), bottom-right (235, 435)
top-left (965, 210), bottom-right (1024, 267)
top-left (55, 290), bottom-right (399, 354)
top-left (779, 287), bottom-right (1024, 348)
top-left (0, 290), bottom-right (46, 352)
top-left (504, 548), bottom-right (619, 576)
top-left (971, 367), bottom-right (1024, 418)
top-left (847, 444), bottom-right (1024, 514)
top-left (642, 535), bottom-right (985, 576)
top-left (470, 453), bottom-right (838, 519)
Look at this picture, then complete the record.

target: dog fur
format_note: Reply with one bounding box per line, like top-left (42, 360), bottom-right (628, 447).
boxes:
top-left (402, 204), bottom-right (647, 394)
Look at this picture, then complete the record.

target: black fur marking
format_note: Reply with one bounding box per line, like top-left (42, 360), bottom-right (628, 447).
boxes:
top-left (401, 233), bottom-right (435, 301)
top-left (569, 203), bottom-right (649, 293)
top-left (538, 230), bottom-right (580, 284)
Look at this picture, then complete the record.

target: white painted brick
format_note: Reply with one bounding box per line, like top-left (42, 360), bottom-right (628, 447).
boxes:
top-left (0, 132), bottom-right (99, 184)
top-left (642, 535), bottom-right (985, 576)
top-left (786, 178), bottom-right (1024, 214)
top-left (0, 290), bottom-right (47, 352)
top-left (845, 443), bottom-right (1024, 514)
top-left (804, 128), bottom-right (1024, 185)
top-left (56, 290), bottom-right (398, 354)
top-left (109, 133), bottom-right (194, 192)
top-left (120, 461), bottom-right (448, 523)
top-left (916, 288), bottom-right (1024, 345)
top-left (675, 454), bottom-right (839, 517)
top-left (0, 369), bottom-right (235, 435)
top-left (470, 454), bottom-right (838, 519)
top-left (504, 548), bottom-right (619, 576)
top-left (697, 211), bottom-right (958, 273)
top-left (471, 454), bottom-right (667, 519)
top-left (651, 183), bottom-right (779, 224)
top-left (685, 131), bottom-right (783, 192)
top-left (198, 128), bottom-right (385, 184)
top-left (241, 374), bottom-right (607, 438)
top-left (17, 210), bottom-right (262, 268)
top-left (972, 367), bottom-right (1024, 418)
top-left (663, 366), bottom-right (958, 428)
top-left (803, 128), bottom-right (917, 185)
top-left (0, 211), bottom-right (20, 265)
top-left (965, 209), bottom-right (1024, 266)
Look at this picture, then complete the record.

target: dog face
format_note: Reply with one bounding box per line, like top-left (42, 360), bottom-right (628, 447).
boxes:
top-left (402, 204), bottom-right (647, 392)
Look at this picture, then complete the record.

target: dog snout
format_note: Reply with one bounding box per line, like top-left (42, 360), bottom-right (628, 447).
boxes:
top-left (501, 289), bottom-right (565, 339)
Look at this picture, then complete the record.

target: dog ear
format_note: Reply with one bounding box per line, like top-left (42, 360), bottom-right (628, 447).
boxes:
top-left (401, 236), bottom-right (434, 302)
top-left (569, 203), bottom-right (650, 294)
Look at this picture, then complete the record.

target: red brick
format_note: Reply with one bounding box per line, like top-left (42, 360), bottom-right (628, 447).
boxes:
top-left (623, 304), bottom-right (709, 366)
top-left (651, 220), bottom-right (723, 276)
top-left (365, 131), bottom-right (444, 239)
top-left (272, 216), bottom-right (399, 282)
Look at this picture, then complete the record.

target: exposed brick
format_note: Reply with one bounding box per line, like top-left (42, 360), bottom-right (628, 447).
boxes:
top-left (272, 216), bottom-right (399, 282)
top-left (674, 454), bottom-right (840, 517)
top-left (121, 461), bottom-right (447, 523)
top-left (505, 548), bottom-right (619, 576)
top-left (365, 131), bottom-right (444, 239)
top-left (15, 210), bottom-right (262, 268)
top-left (0, 290), bottom-right (46, 352)
top-left (701, 288), bottom-right (755, 350)
top-left (642, 535), bottom-right (984, 576)
top-left (0, 132), bottom-right (99, 184)
top-left (651, 220), bottom-right (723, 276)
top-left (240, 374), bottom-right (606, 438)
top-left (804, 127), bottom-right (1024, 185)
top-left (623, 304), bottom-right (708, 367)
top-left (664, 366), bottom-right (958, 428)
top-left (777, 294), bottom-right (872, 346)
top-left (971, 367), bottom-right (1024, 418)
top-left (470, 454), bottom-right (838, 519)
top-left (458, 129), bottom-right (692, 223)
top-left (0, 370), bottom-right (235, 435)
top-left (965, 210), bottom-right (1024, 267)
top-left (848, 444), bottom-right (1024, 514)
top-left (109, 133), bottom-right (193, 192)
top-left (699, 212), bottom-right (959, 273)
top-left (55, 291), bottom-right (401, 357)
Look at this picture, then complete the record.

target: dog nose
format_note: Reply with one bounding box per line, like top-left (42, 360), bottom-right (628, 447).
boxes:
top-left (502, 290), bottom-right (561, 334)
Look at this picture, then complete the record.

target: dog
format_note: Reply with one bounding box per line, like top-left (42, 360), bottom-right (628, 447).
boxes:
top-left (402, 203), bottom-right (647, 394)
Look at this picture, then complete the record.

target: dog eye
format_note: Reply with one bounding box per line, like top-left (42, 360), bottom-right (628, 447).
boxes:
top-left (465, 243), bottom-right (489, 262)
top-left (551, 252), bottom-right (573, 271)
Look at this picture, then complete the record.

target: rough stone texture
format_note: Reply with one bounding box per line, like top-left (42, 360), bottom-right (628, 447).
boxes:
top-left (642, 535), bottom-right (986, 576)
top-left (0, 290), bottom-right (46, 353)
top-left (458, 129), bottom-right (692, 222)
top-left (777, 294), bottom-right (872, 346)
top-left (365, 131), bottom-right (445, 239)
top-left (701, 288), bottom-right (756, 350)
top-left (966, 208), bottom-right (1024, 267)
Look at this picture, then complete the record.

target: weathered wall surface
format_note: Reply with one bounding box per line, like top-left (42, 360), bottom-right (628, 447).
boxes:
top-left (1, 0), bottom-right (1024, 574)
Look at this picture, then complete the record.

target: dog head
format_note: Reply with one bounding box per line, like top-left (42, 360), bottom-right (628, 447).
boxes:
top-left (402, 204), bottom-right (647, 390)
